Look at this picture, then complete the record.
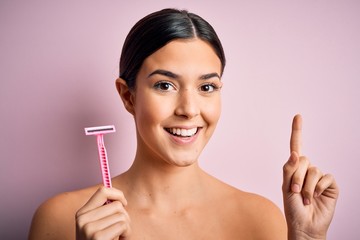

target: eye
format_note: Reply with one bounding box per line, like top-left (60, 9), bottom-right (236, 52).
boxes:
top-left (199, 83), bottom-right (220, 93)
top-left (154, 81), bottom-right (176, 91)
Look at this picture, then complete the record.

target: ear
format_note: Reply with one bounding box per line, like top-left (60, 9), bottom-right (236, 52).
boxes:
top-left (115, 78), bottom-right (135, 115)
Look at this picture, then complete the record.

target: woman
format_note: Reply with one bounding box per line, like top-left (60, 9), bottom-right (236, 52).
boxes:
top-left (29, 8), bottom-right (339, 239)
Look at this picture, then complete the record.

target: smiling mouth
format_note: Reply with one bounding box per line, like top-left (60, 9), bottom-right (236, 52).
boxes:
top-left (165, 127), bottom-right (198, 137)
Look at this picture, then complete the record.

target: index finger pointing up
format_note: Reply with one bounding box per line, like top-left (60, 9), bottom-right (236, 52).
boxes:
top-left (290, 114), bottom-right (303, 155)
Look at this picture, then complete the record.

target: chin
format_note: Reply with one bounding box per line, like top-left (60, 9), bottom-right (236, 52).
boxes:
top-left (167, 157), bottom-right (198, 168)
top-left (176, 161), bottom-right (196, 168)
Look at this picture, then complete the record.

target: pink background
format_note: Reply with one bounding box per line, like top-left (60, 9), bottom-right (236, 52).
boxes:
top-left (1, 1), bottom-right (359, 239)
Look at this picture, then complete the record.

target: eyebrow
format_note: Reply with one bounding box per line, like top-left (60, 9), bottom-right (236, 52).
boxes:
top-left (148, 69), bottom-right (179, 79)
top-left (200, 72), bottom-right (221, 80)
top-left (147, 69), bottom-right (220, 80)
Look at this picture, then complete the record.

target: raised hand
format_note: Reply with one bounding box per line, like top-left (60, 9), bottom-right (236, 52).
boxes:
top-left (282, 115), bottom-right (339, 240)
top-left (76, 186), bottom-right (131, 240)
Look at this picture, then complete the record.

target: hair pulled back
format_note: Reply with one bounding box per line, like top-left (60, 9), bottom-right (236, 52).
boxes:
top-left (119, 8), bottom-right (226, 90)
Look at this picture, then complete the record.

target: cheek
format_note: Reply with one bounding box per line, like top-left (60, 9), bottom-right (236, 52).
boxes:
top-left (134, 93), bottom-right (173, 125)
top-left (204, 98), bottom-right (222, 125)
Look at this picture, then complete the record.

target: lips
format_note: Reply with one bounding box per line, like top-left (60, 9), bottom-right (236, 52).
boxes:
top-left (165, 127), bottom-right (198, 137)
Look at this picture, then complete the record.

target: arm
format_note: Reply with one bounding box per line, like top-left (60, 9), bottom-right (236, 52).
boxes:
top-left (29, 187), bottom-right (131, 240)
top-left (29, 192), bottom-right (78, 240)
top-left (282, 115), bottom-right (339, 240)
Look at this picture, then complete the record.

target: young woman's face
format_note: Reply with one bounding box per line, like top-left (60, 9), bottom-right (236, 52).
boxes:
top-left (132, 39), bottom-right (222, 167)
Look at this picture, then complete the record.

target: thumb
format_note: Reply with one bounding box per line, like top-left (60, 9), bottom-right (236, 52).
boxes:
top-left (282, 151), bottom-right (299, 194)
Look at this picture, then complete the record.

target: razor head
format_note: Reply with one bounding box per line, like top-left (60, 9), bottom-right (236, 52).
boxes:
top-left (85, 125), bottom-right (116, 135)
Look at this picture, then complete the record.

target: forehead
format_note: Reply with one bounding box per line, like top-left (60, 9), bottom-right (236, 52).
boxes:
top-left (139, 39), bottom-right (222, 77)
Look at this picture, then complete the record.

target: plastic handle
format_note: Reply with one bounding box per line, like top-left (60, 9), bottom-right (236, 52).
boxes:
top-left (97, 134), bottom-right (112, 188)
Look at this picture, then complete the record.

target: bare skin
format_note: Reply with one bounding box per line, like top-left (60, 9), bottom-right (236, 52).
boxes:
top-left (29, 39), bottom-right (338, 240)
top-left (283, 115), bottom-right (338, 239)
top-left (28, 116), bottom-right (338, 240)
top-left (29, 168), bottom-right (286, 239)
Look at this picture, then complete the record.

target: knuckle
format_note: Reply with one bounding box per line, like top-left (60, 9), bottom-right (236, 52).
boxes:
top-left (302, 188), bottom-right (312, 197)
top-left (299, 155), bottom-right (309, 164)
top-left (292, 175), bottom-right (302, 185)
top-left (282, 163), bottom-right (292, 173)
top-left (314, 183), bottom-right (323, 193)
top-left (75, 209), bottom-right (82, 219)
top-left (325, 173), bottom-right (334, 180)
top-left (112, 200), bottom-right (124, 210)
top-left (114, 221), bottom-right (131, 236)
top-left (82, 222), bottom-right (91, 233)
top-left (99, 186), bottom-right (108, 194)
top-left (75, 206), bottom-right (88, 219)
top-left (75, 214), bottom-right (86, 228)
top-left (118, 212), bottom-right (130, 223)
top-left (309, 166), bottom-right (322, 176)
top-left (92, 231), bottom-right (103, 240)
top-left (282, 163), bottom-right (287, 171)
top-left (119, 190), bottom-right (126, 199)
top-left (113, 212), bottom-right (123, 221)
top-left (82, 223), bottom-right (94, 238)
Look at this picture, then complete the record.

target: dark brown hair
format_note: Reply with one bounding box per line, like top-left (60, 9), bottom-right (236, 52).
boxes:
top-left (119, 8), bottom-right (226, 89)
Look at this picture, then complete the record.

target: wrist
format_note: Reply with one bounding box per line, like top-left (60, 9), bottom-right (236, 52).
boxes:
top-left (288, 230), bottom-right (326, 240)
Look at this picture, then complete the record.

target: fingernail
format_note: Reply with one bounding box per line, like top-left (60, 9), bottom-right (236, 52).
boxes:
top-left (304, 198), bottom-right (311, 205)
top-left (292, 184), bottom-right (301, 193)
top-left (314, 191), bottom-right (320, 198)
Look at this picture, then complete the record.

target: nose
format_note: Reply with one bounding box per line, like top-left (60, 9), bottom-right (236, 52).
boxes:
top-left (174, 89), bottom-right (200, 119)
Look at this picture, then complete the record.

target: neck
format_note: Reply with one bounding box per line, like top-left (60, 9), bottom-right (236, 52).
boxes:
top-left (116, 152), bottom-right (207, 210)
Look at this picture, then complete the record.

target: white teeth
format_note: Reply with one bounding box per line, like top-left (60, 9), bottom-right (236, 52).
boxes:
top-left (167, 128), bottom-right (197, 137)
top-left (181, 129), bottom-right (186, 136)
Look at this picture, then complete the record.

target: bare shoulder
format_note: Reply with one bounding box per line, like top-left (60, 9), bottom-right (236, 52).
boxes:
top-left (28, 186), bottom-right (98, 240)
top-left (236, 190), bottom-right (286, 238)
top-left (209, 177), bottom-right (287, 239)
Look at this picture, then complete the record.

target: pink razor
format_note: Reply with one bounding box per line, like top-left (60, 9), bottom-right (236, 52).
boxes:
top-left (85, 125), bottom-right (116, 188)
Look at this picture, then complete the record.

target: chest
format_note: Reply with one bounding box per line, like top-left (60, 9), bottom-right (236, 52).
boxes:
top-left (125, 207), bottom-right (252, 240)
